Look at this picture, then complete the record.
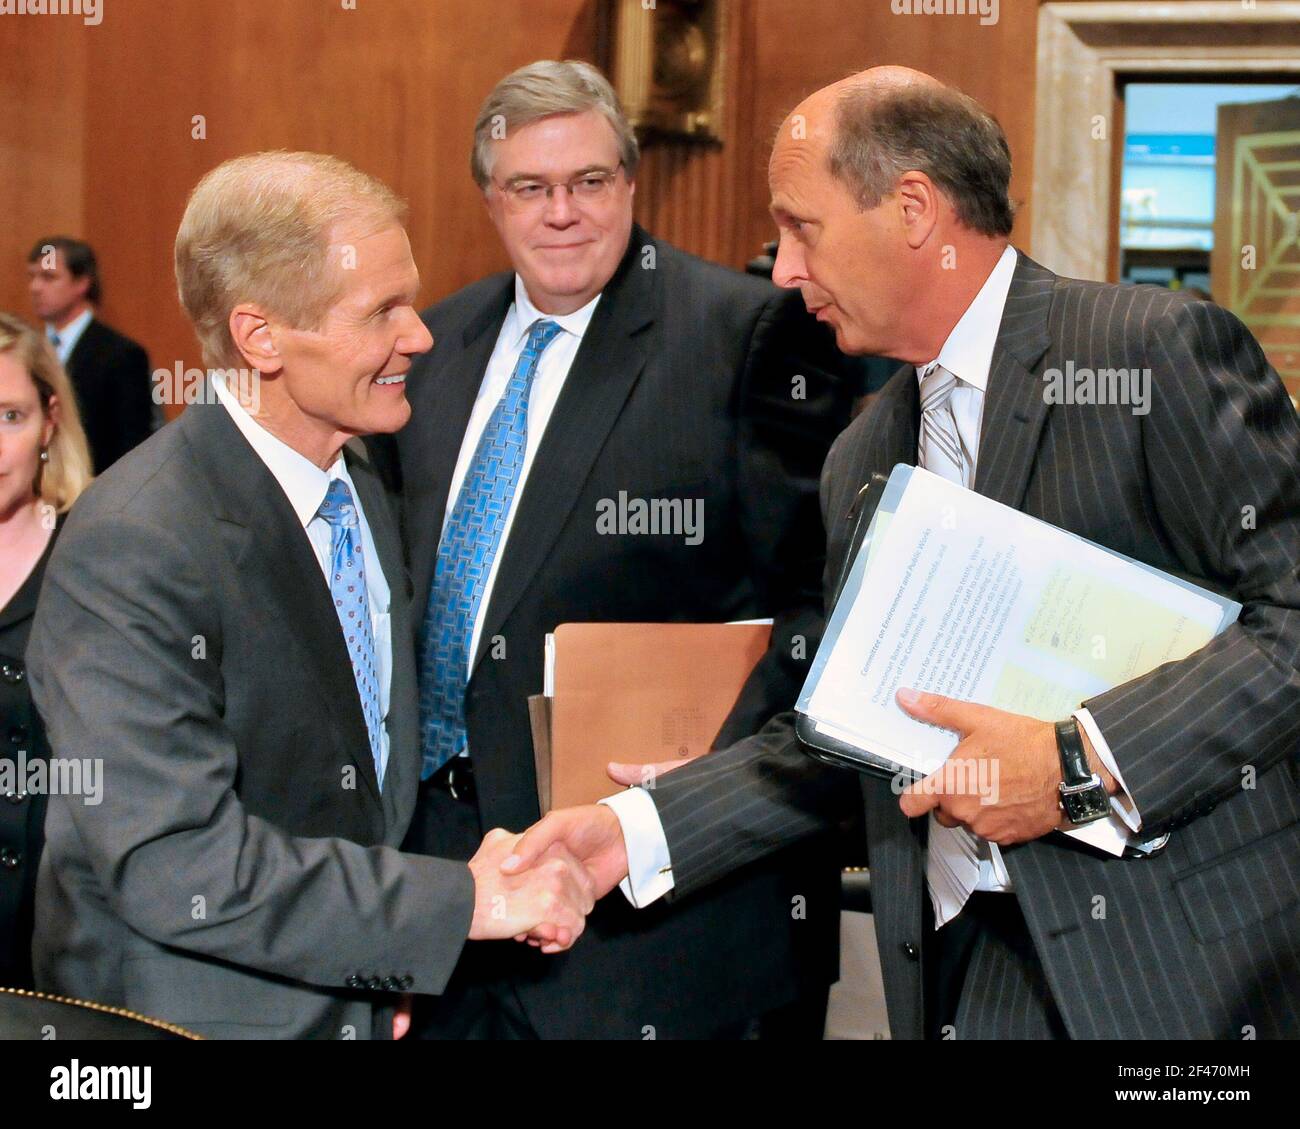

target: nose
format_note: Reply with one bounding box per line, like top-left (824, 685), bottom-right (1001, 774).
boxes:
top-left (771, 234), bottom-right (806, 290)
top-left (398, 307), bottom-right (434, 356)
top-left (541, 185), bottom-right (579, 226)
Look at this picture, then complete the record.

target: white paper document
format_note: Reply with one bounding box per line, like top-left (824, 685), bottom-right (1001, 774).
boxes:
top-left (798, 465), bottom-right (1241, 852)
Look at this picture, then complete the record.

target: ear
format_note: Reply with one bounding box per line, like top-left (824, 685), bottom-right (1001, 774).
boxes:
top-left (228, 305), bottom-right (283, 375)
top-left (42, 392), bottom-right (61, 448)
top-left (897, 171), bottom-right (939, 250)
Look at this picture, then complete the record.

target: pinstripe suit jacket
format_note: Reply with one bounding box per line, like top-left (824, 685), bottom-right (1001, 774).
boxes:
top-left (650, 251), bottom-right (1300, 1039)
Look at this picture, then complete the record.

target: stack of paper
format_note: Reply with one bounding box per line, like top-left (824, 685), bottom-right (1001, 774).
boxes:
top-left (798, 465), bottom-right (1240, 785)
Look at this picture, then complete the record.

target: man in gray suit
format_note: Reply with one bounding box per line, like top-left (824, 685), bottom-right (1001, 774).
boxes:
top-left (26, 151), bottom-right (595, 1039)
top-left (509, 67), bottom-right (1300, 1039)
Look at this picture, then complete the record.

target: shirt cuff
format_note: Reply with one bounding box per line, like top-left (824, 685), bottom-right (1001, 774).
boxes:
top-left (598, 788), bottom-right (676, 908)
top-left (1073, 707), bottom-right (1142, 833)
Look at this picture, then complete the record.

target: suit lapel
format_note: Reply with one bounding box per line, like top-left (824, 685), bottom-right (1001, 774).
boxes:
top-left (469, 227), bottom-right (657, 672)
top-left (867, 364), bottom-right (921, 479)
top-left (64, 318), bottom-right (101, 381)
top-left (972, 253), bottom-right (1056, 509)
top-left (181, 402), bottom-right (383, 809)
top-left (346, 443), bottom-right (415, 831)
top-left (404, 277), bottom-right (514, 610)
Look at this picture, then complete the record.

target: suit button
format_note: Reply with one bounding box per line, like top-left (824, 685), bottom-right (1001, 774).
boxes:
top-left (8, 725), bottom-right (28, 746)
top-left (1, 663), bottom-right (24, 685)
top-left (382, 977), bottom-right (401, 992)
top-left (5, 791), bottom-right (27, 806)
top-left (366, 977), bottom-right (383, 991)
top-left (345, 974), bottom-right (364, 989)
top-left (0, 848), bottom-right (22, 870)
top-left (901, 942), bottom-right (919, 961)
top-left (399, 974), bottom-right (414, 990)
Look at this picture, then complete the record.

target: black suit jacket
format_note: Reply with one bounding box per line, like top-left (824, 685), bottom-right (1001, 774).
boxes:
top-left (0, 522), bottom-right (60, 989)
top-left (27, 401), bottom-right (475, 1038)
top-left (649, 252), bottom-right (1300, 1039)
top-left (383, 225), bottom-right (855, 1038)
top-left (64, 318), bottom-right (153, 474)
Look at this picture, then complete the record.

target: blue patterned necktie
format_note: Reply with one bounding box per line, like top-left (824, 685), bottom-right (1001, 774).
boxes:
top-left (318, 478), bottom-right (386, 790)
top-left (418, 318), bottom-right (564, 779)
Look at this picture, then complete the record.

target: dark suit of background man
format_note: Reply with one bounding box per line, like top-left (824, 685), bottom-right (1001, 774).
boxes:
top-left (26, 152), bottom-right (595, 1040)
top-left (517, 67), bottom-right (1300, 1040)
top-left (27, 236), bottom-right (154, 474)
top-left (378, 60), bottom-right (855, 1040)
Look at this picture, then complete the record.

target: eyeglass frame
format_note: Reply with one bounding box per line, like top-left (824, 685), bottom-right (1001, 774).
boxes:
top-left (490, 161), bottom-right (627, 211)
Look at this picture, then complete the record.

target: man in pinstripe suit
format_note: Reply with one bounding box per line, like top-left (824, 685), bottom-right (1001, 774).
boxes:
top-left (508, 67), bottom-right (1300, 1039)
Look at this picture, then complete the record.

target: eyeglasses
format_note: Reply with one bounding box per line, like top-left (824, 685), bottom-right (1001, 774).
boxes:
top-left (493, 163), bottom-right (625, 212)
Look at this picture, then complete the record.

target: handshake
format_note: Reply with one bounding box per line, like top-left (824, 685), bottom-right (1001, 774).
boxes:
top-left (464, 759), bottom-right (677, 952)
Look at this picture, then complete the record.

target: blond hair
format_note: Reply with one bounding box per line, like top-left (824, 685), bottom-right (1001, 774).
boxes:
top-left (175, 151), bottom-right (408, 368)
top-left (0, 312), bottom-right (93, 513)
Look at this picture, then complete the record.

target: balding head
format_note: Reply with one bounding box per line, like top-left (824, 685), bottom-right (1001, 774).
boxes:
top-left (766, 68), bottom-right (1014, 362)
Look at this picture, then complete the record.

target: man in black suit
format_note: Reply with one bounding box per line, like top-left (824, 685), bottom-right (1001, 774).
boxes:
top-left (513, 67), bottom-right (1300, 1039)
top-left (26, 152), bottom-right (595, 1039)
top-left (27, 236), bottom-right (154, 473)
top-left (383, 60), bottom-right (853, 1039)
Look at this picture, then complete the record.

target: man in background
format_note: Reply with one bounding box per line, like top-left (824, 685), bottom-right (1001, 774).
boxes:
top-left (379, 60), bottom-right (856, 1039)
top-left (27, 235), bottom-right (154, 472)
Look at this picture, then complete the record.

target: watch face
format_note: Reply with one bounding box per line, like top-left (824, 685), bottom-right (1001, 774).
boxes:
top-left (1063, 785), bottom-right (1110, 824)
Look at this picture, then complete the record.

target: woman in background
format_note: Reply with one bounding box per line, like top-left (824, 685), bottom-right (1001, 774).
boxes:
top-left (0, 312), bottom-right (93, 989)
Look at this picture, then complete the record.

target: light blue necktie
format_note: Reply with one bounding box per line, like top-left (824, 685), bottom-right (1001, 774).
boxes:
top-left (418, 318), bottom-right (563, 779)
top-left (318, 478), bottom-right (385, 790)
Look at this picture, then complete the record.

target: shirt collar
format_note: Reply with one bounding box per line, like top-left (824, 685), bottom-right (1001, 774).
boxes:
top-left (47, 308), bottom-right (93, 352)
top-left (916, 244), bottom-right (1019, 392)
top-left (211, 373), bottom-right (349, 529)
top-left (503, 275), bottom-right (602, 352)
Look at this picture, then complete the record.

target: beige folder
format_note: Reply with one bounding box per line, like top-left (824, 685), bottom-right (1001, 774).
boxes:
top-left (538, 622), bottom-right (772, 811)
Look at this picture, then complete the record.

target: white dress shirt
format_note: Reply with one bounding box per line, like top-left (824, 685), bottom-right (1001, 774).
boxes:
top-left (211, 373), bottom-right (393, 784)
top-left (443, 276), bottom-right (601, 721)
top-left (46, 307), bottom-right (93, 366)
top-left (605, 245), bottom-right (1144, 911)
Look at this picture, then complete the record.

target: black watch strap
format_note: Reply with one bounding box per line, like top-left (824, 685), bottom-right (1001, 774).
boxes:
top-left (1054, 718), bottom-right (1092, 786)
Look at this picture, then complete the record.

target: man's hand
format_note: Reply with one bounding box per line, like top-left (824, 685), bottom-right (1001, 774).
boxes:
top-left (894, 688), bottom-right (1117, 846)
top-left (606, 754), bottom-right (702, 788)
top-left (502, 805), bottom-right (630, 903)
top-left (467, 828), bottom-right (596, 954)
top-left (393, 994), bottom-right (413, 1040)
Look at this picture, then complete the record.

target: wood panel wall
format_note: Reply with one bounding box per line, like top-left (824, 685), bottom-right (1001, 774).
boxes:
top-left (1, 0), bottom-right (1074, 413)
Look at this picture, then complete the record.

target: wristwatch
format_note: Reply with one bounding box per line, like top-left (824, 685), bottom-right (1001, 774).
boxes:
top-left (1055, 718), bottom-right (1110, 825)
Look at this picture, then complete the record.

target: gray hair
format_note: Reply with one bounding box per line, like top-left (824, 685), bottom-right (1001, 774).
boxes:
top-left (471, 59), bottom-right (640, 190)
top-left (827, 82), bottom-right (1014, 237)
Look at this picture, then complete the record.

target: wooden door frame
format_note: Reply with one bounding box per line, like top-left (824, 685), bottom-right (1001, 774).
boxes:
top-left (1032, 1), bottom-right (1300, 282)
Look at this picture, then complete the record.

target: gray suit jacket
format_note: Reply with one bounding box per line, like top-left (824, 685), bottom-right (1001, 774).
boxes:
top-left (27, 399), bottom-right (475, 1039)
top-left (649, 252), bottom-right (1300, 1039)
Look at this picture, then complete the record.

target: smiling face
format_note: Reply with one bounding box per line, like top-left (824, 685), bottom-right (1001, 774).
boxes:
top-left (27, 251), bottom-right (91, 326)
top-left (0, 352), bottom-right (56, 521)
top-left (767, 109), bottom-right (914, 358)
top-left (483, 110), bottom-right (635, 315)
top-left (231, 219), bottom-right (433, 466)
